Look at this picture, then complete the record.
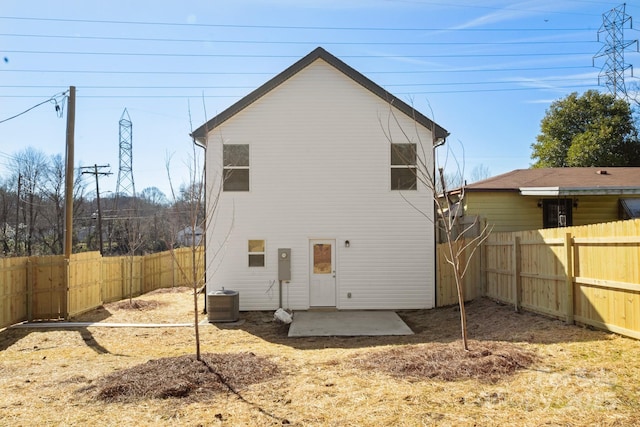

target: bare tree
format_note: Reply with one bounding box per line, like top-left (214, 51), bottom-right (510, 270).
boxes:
top-left (163, 99), bottom-right (234, 362)
top-left (382, 104), bottom-right (492, 351)
top-left (0, 178), bottom-right (16, 255)
top-left (469, 163), bottom-right (491, 184)
top-left (39, 154), bottom-right (66, 254)
top-left (166, 150), bottom-right (208, 360)
top-left (140, 186), bottom-right (168, 206)
top-left (38, 153), bottom-right (86, 255)
top-left (9, 148), bottom-right (48, 255)
top-left (0, 150), bottom-right (86, 256)
top-left (125, 214), bottom-right (145, 306)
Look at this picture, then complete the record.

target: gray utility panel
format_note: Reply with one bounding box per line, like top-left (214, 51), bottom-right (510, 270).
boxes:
top-left (278, 248), bottom-right (291, 281)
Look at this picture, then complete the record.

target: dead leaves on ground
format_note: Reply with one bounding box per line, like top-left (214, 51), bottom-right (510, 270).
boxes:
top-left (83, 352), bottom-right (280, 402)
top-left (84, 341), bottom-right (535, 404)
top-left (349, 340), bottom-right (537, 383)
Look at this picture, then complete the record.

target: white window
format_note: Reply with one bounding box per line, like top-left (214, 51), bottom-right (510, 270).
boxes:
top-left (223, 144), bottom-right (249, 191)
top-left (248, 240), bottom-right (265, 267)
top-left (391, 143), bottom-right (417, 190)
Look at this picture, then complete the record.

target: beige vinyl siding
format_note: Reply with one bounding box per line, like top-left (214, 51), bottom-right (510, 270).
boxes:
top-left (465, 192), bottom-right (541, 232)
top-left (465, 192), bottom-right (625, 233)
top-left (205, 59), bottom-right (435, 310)
top-left (572, 195), bottom-right (620, 225)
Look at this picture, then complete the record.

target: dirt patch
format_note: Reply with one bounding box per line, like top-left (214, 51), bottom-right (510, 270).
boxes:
top-left (84, 352), bottom-right (280, 402)
top-left (108, 299), bottom-right (164, 311)
top-left (3, 291), bottom-right (640, 426)
top-left (146, 286), bottom-right (192, 295)
top-left (349, 340), bottom-right (537, 383)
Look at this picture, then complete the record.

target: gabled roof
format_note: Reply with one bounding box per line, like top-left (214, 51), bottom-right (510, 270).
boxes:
top-left (191, 47), bottom-right (449, 142)
top-left (465, 167), bottom-right (640, 196)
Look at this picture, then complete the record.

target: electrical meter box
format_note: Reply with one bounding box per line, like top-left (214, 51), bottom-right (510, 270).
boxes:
top-left (278, 248), bottom-right (291, 281)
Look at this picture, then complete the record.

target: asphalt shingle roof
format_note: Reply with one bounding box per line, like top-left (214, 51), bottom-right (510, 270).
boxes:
top-left (466, 167), bottom-right (640, 191)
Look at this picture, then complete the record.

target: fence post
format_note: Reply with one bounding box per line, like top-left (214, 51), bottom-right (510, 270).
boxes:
top-left (480, 217), bottom-right (487, 297)
top-left (172, 250), bottom-right (177, 288)
top-left (121, 257), bottom-right (126, 300)
top-left (564, 232), bottom-right (574, 324)
top-left (512, 236), bottom-right (522, 312)
top-left (140, 255), bottom-right (145, 294)
top-left (63, 257), bottom-right (70, 320)
top-left (26, 258), bottom-right (33, 322)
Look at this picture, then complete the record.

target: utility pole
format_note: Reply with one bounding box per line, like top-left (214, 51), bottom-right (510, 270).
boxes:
top-left (81, 164), bottom-right (112, 255)
top-left (63, 85), bottom-right (75, 320)
top-left (63, 86), bottom-right (76, 259)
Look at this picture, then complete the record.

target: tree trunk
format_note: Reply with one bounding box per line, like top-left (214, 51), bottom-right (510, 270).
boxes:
top-left (192, 243), bottom-right (201, 361)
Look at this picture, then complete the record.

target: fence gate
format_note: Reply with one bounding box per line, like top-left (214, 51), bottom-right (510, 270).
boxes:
top-left (29, 255), bottom-right (66, 321)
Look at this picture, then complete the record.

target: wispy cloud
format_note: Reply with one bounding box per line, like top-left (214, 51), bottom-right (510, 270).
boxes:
top-left (449, 0), bottom-right (579, 30)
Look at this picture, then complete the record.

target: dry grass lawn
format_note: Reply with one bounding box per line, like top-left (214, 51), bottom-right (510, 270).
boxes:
top-left (1, 287), bottom-right (639, 426)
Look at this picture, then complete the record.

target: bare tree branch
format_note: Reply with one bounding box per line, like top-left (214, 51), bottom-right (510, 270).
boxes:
top-left (381, 101), bottom-right (492, 351)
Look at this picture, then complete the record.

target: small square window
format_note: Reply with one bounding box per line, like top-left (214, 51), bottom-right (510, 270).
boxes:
top-left (248, 239), bottom-right (265, 267)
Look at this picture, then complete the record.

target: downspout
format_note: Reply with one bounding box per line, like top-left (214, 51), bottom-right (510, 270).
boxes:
top-left (193, 136), bottom-right (207, 314)
top-left (432, 136), bottom-right (446, 309)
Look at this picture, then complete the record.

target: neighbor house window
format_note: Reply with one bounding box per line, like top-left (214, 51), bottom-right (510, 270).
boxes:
top-left (248, 240), bottom-right (265, 267)
top-left (391, 143), bottom-right (417, 190)
top-left (542, 199), bottom-right (573, 228)
top-left (223, 144), bottom-right (249, 191)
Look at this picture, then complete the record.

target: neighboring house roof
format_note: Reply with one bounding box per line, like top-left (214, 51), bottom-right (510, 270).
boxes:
top-left (465, 167), bottom-right (640, 196)
top-left (191, 46), bottom-right (449, 142)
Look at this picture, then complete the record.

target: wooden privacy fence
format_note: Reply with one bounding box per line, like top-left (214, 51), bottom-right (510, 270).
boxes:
top-left (483, 219), bottom-right (640, 340)
top-left (435, 240), bottom-right (483, 307)
top-left (0, 247), bottom-right (204, 329)
top-left (4, 221), bottom-right (640, 340)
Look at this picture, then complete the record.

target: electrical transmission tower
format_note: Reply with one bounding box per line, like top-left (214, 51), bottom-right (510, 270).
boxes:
top-left (115, 108), bottom-right (136, 198)
top-left (593, 3), bottom-right (638, 99)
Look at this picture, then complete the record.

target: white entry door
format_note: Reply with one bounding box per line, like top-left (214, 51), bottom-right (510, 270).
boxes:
top-left (309, 239), bottom-right (336, 307)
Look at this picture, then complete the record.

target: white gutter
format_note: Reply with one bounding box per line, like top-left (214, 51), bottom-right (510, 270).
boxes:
top-left (519, 187), bottom-right (640, 196)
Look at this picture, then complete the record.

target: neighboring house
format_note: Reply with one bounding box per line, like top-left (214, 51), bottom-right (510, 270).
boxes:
top-left (191, 47), bottom-right (449, 311)
top-left (453, 167), bottom-right (640, 233)
top-left (176, 226), bottom-right (203, 247)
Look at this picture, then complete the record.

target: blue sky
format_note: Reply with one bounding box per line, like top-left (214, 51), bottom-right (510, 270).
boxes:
top-left (1, 0), bottom-right (638, 198)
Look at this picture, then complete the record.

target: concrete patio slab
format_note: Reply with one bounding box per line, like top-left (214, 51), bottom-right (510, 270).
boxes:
top-left (288, 310), bottom-right (413, 337)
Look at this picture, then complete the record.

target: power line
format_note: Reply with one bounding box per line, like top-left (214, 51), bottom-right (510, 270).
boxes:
top-left (0, 85), bottom-right (597, 99)
top-left (0, 77), bottom-right (595, 90)
top-left (0, 15), bottom-right (596, 31)
top-left (0, 10), bottom-right (613, 101)
top-left (4, 49), bottom-right (596, 58)
top-left (0, 65), bottom-right (593, 75)
top-left (0, 91), bottom-right (67, 124)
top-left (0, 32), bottom-right (598, 46)
top-left (401, 84), bottom-right (593, 95)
